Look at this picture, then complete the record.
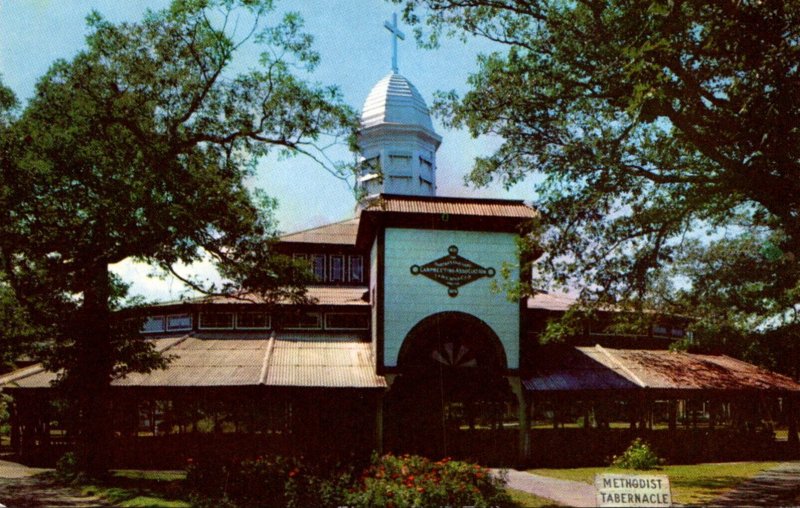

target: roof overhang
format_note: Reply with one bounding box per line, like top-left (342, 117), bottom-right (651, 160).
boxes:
top-left (355, 194), bottom-right (538, 249)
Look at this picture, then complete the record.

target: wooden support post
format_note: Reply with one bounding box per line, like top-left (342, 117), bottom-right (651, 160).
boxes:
top-left (787, 397), bottom-right (799, 454)
top-left (375, 392), bottom-right (384, 455)
top-left (377, 374), bottom-right (394, 456)
top-left (10, 401), bottom-right (19, 454)
top-left (668, 400), bottom-right (677, 432)
top-left (508, 377), bottom-right (530, 466)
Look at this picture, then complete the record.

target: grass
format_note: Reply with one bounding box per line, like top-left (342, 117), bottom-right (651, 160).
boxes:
top-left (80, 469), bottom-right (190, 508)
top-left (529, 461), bottom-right (780, 505)
top-left (507, 487), bottom-right (564, 507)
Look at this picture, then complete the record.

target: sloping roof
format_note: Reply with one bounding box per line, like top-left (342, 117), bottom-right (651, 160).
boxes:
top-left (527, 292), bottom-right (578, 311)
top-left (524, 345), bottom-right (800, 395)
top-left (279, 218), bottom-right (360, 245)
top-left (523, 346), bottom-right (639, 392)
top-left (361, 73), bottom-right (435, 132)
top-left (2, 333), bottom-right (385, 390)
top-left (0, 335), bottom-right (188, 390)
top-left (149, 286), bottom-right (369, 308)
top-left (598, 348), bottom-right (800, 392)
top-left (363, 194), bottom-right (537, 219)
top-left (265, 340), bottom-right (386, 388)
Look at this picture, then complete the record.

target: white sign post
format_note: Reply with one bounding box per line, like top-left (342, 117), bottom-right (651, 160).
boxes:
top-left (595, 474), bottom-right (672, 507)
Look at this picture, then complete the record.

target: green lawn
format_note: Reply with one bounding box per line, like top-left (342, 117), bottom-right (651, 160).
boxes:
top-left (80, 469), bottom-right (190, 508)
top-left (529, 461), bottom-right (780, 505)
top-left (507, 487), bottom-right (564, 507)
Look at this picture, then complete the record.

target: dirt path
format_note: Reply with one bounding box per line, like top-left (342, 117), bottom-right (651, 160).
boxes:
top-left (0, 461), bottom-right (110, 508)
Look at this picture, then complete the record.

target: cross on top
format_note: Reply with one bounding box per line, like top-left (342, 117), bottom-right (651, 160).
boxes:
top-left (384, 13), bottom-right (405, 74)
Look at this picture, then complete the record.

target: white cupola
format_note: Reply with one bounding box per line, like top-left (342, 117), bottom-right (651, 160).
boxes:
top-left (357, 73), bottom-right (442, 199)
top-left (357, 16), bottom-right (442, 201)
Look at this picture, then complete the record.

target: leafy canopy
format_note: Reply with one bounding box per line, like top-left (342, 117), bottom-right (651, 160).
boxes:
top-left (0, 0), bottom-right (356, 364)
top-left (0, 0), bottom-right (356, 473)
top-left (399, 0), bottom-right (800, 353)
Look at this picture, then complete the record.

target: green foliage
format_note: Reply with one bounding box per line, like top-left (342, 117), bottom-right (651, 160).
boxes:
top-left (56, 452), bottom-right (79, 482)
top-left (611, 439), bottom-right (663, 471)
top-left (344, 453), bottom-right (514, 508)
top-left (398, 0), bottom-right (800, 373)
top-left (0, 0), bottom-right (356, 474)
top-left (185, 453), bottom-right (512, 508)
top-left (186, 455), bottom-right (354, 508)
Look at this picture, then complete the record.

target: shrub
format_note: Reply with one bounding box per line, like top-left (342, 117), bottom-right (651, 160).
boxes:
top-left (186, 455), bottom-right (353, 508)
top-left (56, 451), bottom-right (78, 482)
top-left (611, 438), bottom-right (663, 470)
top-left (344, 453), bottom-right (514, 508)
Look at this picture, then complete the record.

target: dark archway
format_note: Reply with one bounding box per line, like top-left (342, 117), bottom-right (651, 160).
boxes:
top-left (386, 312), bottom-right (514, 461)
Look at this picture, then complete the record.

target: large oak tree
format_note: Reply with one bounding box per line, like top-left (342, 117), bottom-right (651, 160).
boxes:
top-left (400, 0), bottom-right (800, 361)
top-left (0, 0), bottom-right (355, 474)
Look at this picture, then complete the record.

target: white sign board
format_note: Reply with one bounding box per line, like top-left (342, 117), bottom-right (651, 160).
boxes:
top-left (595, 474), bottom-right (671, 507)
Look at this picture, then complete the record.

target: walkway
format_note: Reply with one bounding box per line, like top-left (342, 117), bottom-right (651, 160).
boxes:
top-left (499, 468), bottom-right (597, 507)
top-left (0, 460), bottom-right (110, 507)
top-left (711, 461), bottom-right (800, 507)
top-left (501, 462), bottom-right (800, 507)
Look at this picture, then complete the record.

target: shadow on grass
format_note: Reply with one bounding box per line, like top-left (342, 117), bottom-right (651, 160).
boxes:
top-left (671, 474), bottom-right (744, 491)
top-left (81, 471), bottom-right (189, 507)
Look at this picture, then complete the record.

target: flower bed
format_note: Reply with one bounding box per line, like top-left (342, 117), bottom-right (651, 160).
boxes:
top-left (186, 452), bottom-right (513, 508)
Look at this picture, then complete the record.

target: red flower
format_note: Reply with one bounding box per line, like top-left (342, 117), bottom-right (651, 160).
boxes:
top-left (417, 487), bottom-right (425, 493)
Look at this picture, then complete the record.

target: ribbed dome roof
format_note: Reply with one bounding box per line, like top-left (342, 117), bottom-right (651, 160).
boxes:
top-left (360, 73), bottom-right (434, 131)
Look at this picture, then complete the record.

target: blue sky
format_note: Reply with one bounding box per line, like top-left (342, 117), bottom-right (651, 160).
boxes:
top-left (0, 0), bottom-right (535, 300)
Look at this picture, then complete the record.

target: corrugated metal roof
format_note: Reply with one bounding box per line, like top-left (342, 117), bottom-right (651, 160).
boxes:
top-left (527, 292), bottom-right (578, 311)
top-left (0, 335), bottom-right (189, 389)
top-left (523, 346), bottom-right (639, 392)
top-left (153, 286), bottom-right (369, 307)
top-left (599, 348), bottom-right (800, 392)
top-left (524, 345), bottom-right (800, 394)
top-left (363, 194), bottom-right (538, 219)
top-left (0, 364), bottom-right (49, 387)
top-left (279, 218), bottom-right (360, 245)
top-left (3, 333), bottom-right (385, 390)
top-left (265, 340), bottom-right (386, 388)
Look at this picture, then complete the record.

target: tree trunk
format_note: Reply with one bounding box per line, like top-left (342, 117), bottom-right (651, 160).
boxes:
top-left (73, 262), bottom-right (113, 477)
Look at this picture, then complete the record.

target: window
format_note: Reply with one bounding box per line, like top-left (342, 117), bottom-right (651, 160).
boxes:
top-left (420, 177), bottom-right (433, 193)
top-left (199, 312), bottom-right (234, 330)
top-left (325, 312), bottom-right (369, 330)
top-left (237, 312), bottom-right (270, 330)
top-left (284, 311), bottom-right (322, 330)
top-left (167, 314), bottom-right (192, 331)
top-left (419, 157), bottom-right (433, 182)
top-left (329, 255), bottom-right (345, 282)
top-left (311, 254), bottom-right (326, 281)
top-left (142, 316), bottom-right (165, 333)
top-left (388, 154), bottom-right (412, 177)
top-left (349, 255), bottom-right (364, 283)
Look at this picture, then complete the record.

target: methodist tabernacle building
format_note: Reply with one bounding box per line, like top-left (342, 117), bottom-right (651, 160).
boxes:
top-left (4, 29), bottom-right (800, 468)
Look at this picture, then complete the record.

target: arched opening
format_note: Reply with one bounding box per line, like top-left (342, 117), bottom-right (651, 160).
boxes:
top-left (386, 312), bottom-right (515, 461)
